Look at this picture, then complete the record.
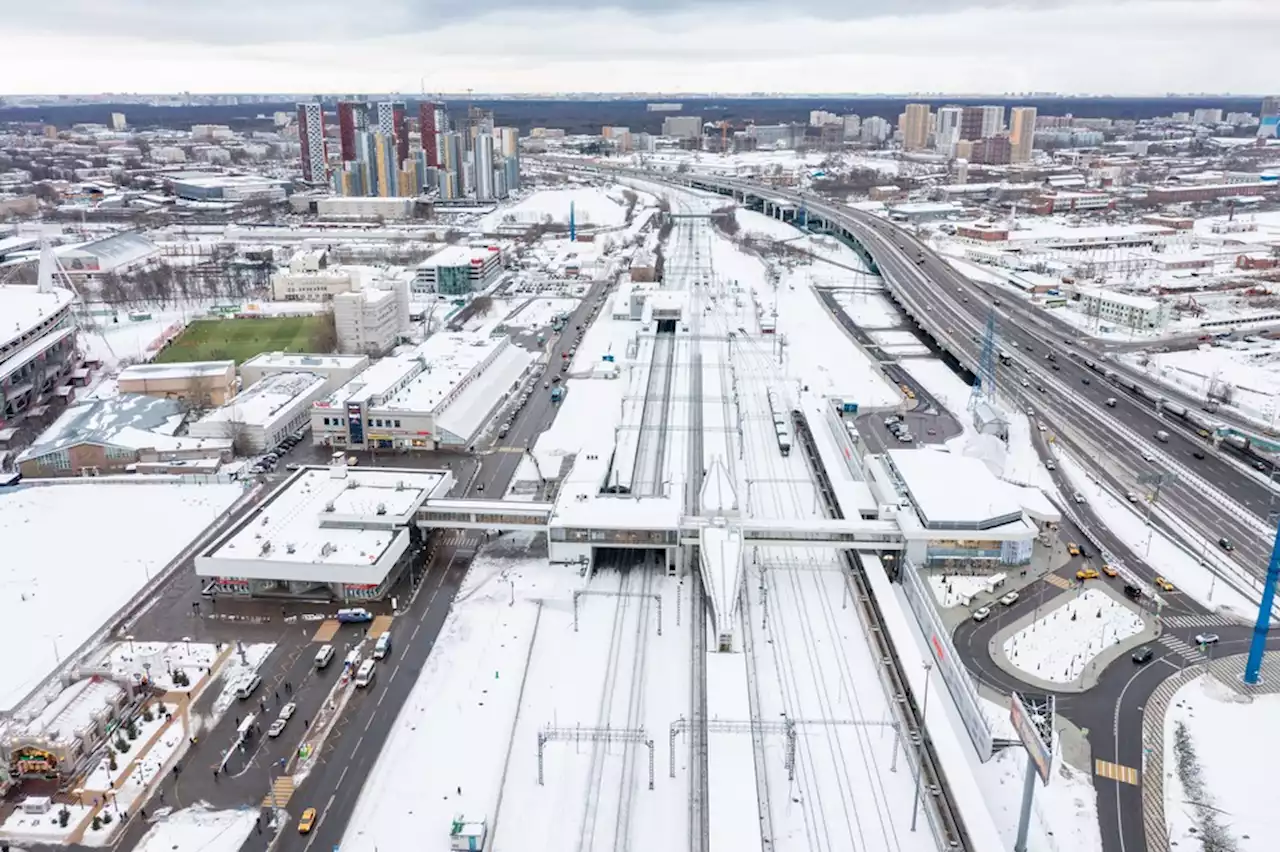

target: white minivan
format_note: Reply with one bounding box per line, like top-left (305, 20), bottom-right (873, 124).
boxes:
top-left (355, 659), bottom-right (376, 688)
top-left (314, 644), bottom-right (335, 669)
top-left (373, 631), bottom-right (392, 660)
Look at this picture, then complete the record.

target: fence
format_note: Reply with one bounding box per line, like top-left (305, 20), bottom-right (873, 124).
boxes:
top-left (899, 558), bottom-right (995, 761)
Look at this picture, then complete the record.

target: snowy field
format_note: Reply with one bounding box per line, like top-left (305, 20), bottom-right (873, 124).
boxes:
top-left (1163, 675), bottom-right (1280, 852)
top-left (1054, 451), bottom-right (1259, 620)
top-left (973, 697), bottom-right (1102, 852)
top-left (130, 805), bottom-right (257, 852)
top-left (0, 481), bottom-right (242, 712)
top-left (209, 643), bottom-right (276, 720)
top-left (1132, 343), bottom-right (1280, 422)
top-left (479, 186), bottom-right (632, 231)
top-left (339, 541), bottom-right (689, 852)
top-left (92, 640), bottom-right (220, 694)
top-left (901, 359), bottom-right (972, 420)
top-left (1001, 588), bottom-right (1145, 684)
top-left (927, 573), bottom-right (997, 608)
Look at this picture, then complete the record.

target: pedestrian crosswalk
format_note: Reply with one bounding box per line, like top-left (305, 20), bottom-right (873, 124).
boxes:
top-left (1095, 759), bottom-right (1141, 786)
top-left (439, 530), bottom-right (479, 546)
top-left (1162, 614), bottom-right (1242, 628)
top-left (262, 776), bottom-right (295, 808)
top-left (1042, 573), bottom-right (1073, 591)
top-left (1158, 633), bottom-right (1202, 660)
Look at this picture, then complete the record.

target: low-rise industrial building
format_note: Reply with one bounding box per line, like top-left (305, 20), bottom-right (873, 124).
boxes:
top-left (194, 461), bottom-right (452, 601)
top-left (412, 245), bottom-right (503, 297)
top-left (54, 233), bottom-right (159, 282)
top-left (187, 371), bottom-right (329, 454)
top-left (166, 174), bottom-right (289, 203)
top-left (16, 395), bottom-right (232, 477)
top-left (1068, 287), bottom-right (1171, 332)
top-left (116, 361), bottom-right (236, 407)
top-left (240, 352), bottom-right (370, 397)
top-left (310, 333), bottom-right (533, 451)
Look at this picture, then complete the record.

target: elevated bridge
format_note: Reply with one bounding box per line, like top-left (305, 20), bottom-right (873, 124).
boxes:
top-left (417, 499), bottom-right (554, 530)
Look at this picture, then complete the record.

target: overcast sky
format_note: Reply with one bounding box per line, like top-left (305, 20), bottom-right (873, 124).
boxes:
top-left (2, 0), bottom-right (1274, 95)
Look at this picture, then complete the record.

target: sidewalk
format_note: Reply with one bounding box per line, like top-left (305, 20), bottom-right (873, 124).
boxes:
top-left (1139, 665), bottom-right (1203, 852)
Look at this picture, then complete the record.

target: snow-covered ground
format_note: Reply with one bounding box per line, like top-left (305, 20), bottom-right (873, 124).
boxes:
top-left (1163, 674), bottom-right (1280, 852)
top-left (479, 186), bottom-right (632, 231)
top-left (129, 804), bottom-right (257, 852)
top-left (973, 697), bottom-right (1102, 852)
top-left (927, 574), bottom-right (998, 608)
top-left (81, 303), bottom-right (205, 370)
top-left (1054, 450), bottom-right (1259, 620)
top-left (0, 802), bottom-right (95, 844)
top-left (92, 640), bottom-right (220, 694)
top-left (900, 358), bottom-right (972, 425)
top-left (0, 481), bottom-right (242, 712)
top-left (506, 296), bottom-right (579, 329)
top-left (832, 290), bottom-right (902, 328)
top-left (82, 700), bottom-right (177, 791)
top-left (1002, 588), bottom-right (1145, 684)
top-left (339, 540), bottom-right (688, 852)
top-left (209, 643), bottom-right (276, 720)
top-left (1129, 343), bottom-right (1280, 424)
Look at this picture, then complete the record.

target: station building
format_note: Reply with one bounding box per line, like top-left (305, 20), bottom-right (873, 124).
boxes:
top-left (0, 248), bottom-right (81, 429)
top-left (195, 460), bottom-right (452, 601)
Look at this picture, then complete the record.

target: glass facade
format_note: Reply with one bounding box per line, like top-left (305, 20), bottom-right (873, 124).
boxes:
top-left (436, 266), bottom-right (472, 296)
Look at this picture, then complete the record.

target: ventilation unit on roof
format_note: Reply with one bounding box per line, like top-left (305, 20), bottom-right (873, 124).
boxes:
top-left (320, 542), bottom-right (336, 557)
top-left (323, 501), bottom-right (335, 512)
top-left (260, 515), bottom-right (270, 525)
top-left (395, 480), bottom-right (406, 491)
top-left (347, 479), bottom-right (359, 489)
top-left (259, 541), bottom-right (273, 556)
top-left (376, 503), bottom-right (387, 515)
top-left (286, 542), bottom-right (296, 554)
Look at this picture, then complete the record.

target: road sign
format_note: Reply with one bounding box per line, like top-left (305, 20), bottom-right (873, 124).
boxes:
top-left (1010, 692), bottom-right (1055, 786)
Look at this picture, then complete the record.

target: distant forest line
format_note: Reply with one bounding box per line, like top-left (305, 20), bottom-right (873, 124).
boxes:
top-left (0, 96), bottom-right (1266, 135)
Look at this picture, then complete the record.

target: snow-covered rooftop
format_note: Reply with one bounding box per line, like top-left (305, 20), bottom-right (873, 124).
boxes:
top-left (887, 449), bottom-right (1025, 529)
top-left (433, 342), bottom-right (533, 442)
top-left (18, 394), bottom-right (230, 462)
top-left (0, 283), bottom-right (76, 351)
top-left (382, 334), bottom-right (508, 414)
top-left (194, 371), bottom-right (325, 429)
top-left (117, 360), bottom-right (234, 381)
top-left (204, 466), bottom-right (448, 581)
top-left (416, 244), bottom-right (500, 269)
top-left (13, 677), bottom-right (124, 746)
top-left (242, 351), bottom-right (368, 371)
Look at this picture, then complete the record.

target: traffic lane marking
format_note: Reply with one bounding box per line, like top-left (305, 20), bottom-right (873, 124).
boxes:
top-left (1095, 758), bottom-right (1140, 785)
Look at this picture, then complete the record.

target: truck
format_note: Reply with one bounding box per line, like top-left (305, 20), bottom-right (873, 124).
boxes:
top-left (551, 386), bottom-right (564, 403)
top-left (1155, 430), bottom-right (1170, 443)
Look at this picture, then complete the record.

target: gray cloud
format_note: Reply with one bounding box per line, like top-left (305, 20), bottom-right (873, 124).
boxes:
top-left (16, 0), bottom-right (1086, 44)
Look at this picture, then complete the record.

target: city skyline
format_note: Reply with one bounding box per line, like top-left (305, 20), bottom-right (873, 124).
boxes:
top-left (1, 0), bottom-right (1273, 95)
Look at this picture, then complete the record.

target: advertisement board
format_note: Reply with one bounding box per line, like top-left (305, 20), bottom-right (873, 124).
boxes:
top-left (347, 402), bottom-right (365, 445)
top-left (1010, 692), bottom-right (1054, 785)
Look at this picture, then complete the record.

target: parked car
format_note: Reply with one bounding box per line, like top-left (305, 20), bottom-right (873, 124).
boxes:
top-left (998, 591), bottom-right (1020, 606)
top-left (1132, 647), bottom-right (1154, 665)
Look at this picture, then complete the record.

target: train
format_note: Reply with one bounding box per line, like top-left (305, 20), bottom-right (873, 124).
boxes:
top-left (766, 389), bottom-right (793, 457)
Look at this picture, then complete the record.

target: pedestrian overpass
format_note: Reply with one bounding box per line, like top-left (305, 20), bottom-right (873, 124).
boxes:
top-left (417, 499), bottom-right (554, 530)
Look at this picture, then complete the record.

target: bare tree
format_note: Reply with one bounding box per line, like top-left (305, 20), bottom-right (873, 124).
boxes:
top-left (213, 411), bottom-right (256, 456)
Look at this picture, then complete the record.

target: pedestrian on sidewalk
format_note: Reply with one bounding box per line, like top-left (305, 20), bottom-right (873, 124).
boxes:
top-left (457, 786), bottom-right (462, 795)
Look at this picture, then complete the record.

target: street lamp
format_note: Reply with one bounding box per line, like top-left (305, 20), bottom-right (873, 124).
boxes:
top-left (910, 661), bottom-right (934, 832)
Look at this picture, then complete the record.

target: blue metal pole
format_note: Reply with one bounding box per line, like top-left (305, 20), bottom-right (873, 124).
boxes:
top-left (1243, 522), bottom-right (1280, 683)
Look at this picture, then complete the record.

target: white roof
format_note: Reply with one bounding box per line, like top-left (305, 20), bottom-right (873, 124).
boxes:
top-left (1075, 287), bottom-right (1162, 311)
top-left (887, 449), bottom-right (1025, 529)
top-left (243, 352), bottom-right (368, 372)
top-left (118, 360), bottom-right (234, 382)
top-left (0, 283), bottom-right (75, 351)
top-left (416, 245), bottom-right (500, 269)
top-left (205, 466), bottom-right (446, 578)
top-left (381, 334), bottom-right (507, 415)
top-left (194, 371), bottom-right (325, 429)
top-left (320, 352), bottom-right (427, 408)
top-left (17, 677), bottom-right (124, 746)
top-left (433, 342), bottom-right (533, 441)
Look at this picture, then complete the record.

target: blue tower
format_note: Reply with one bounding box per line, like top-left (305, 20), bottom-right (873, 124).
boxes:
top-left (569, 201), bottom-right (576, 241)
top-left (1244, 525), bottom-right (1280, 683)
top-left (970, 309), bottom-right (998, 410)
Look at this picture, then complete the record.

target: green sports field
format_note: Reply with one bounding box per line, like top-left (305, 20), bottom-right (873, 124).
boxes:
top-left (153, 315), bottom-right (334, 364)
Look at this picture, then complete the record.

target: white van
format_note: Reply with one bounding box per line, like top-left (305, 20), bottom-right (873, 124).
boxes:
top-left (373, 631), bottom-right (392, 660)
top-left (235, 674), bottom-right (262, 699)
top-left (355, 659), bottom-right (376, 688)
top-left (314, 644), bottom-right (335, 669)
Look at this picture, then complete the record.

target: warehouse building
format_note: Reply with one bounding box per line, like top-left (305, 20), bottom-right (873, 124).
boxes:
top-left (116, 361), bottom-right (236, 407)
top-left (188, 371), bottom-right (329, 454)
top-left (240, 352), bottom-right (369, 397)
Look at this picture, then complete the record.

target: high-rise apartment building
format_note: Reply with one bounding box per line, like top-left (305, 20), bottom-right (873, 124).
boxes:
top-left (898, 104), bottom-right (930, 151)
top-left (110, 112), bottom-right (127, 132)
top-left (860, 116), bottom-right (891, 145)
top-left (296, 102), bottom-right (327, 183)
top-left (971, 135), bottom-right (1011, 165)
top-left (1192, 108), bottom-right (1223, 125)
top-left (935, 107), bottom-right (964, 154)
top-left (980, 105), bottom-right (1004, 138)
top-left (1009, 106), bottom-right (1037, 163)
top-left (1260, 96), bottom-right (1280, 139)
top-left (419, 102), bottom-right (444, 167)
top-left (957, 106), bottom-right (983, 143)
top-left (375, 102), bottom-right (409, 169)
top-left (474, 133), bottom-right (496, 201)
top-left (337, 101), bottom-right (368, 161)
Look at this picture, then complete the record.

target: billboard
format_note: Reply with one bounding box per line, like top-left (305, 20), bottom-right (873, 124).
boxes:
top-left (347, 402), bottom-right (365, 445)
top-left (1010, 692), bottom-right (1054, 785)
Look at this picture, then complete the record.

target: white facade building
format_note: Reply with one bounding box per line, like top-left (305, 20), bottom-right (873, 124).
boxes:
top-left (333, 275), bottom-right (410, 357)
top-left (187, 371), bottom-right (329, 453)
top-left (1070, 287), bottom-right (1171, 331)
top-left (474, 133), bottom-right (496, 201)
top-left (270, 249), bottom-right (358, 301)
top-left (412, 245), bottom-right (503, 296)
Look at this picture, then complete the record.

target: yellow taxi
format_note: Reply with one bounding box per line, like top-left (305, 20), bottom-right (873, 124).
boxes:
top-left (298, 808), bottom-right (317, 835)
top-left (1076, 567), bottom-right (1100, 581)
top-left (1102, 564), bottom-right (1119, 578)
top-left (1154, 576), bottom-right (1175, 592)
top-left (1067, 542), bottom-right (1081, 557)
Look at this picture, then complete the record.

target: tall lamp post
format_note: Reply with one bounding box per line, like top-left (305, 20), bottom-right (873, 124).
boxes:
top-left (910, 661), bottom-right (934, 832)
